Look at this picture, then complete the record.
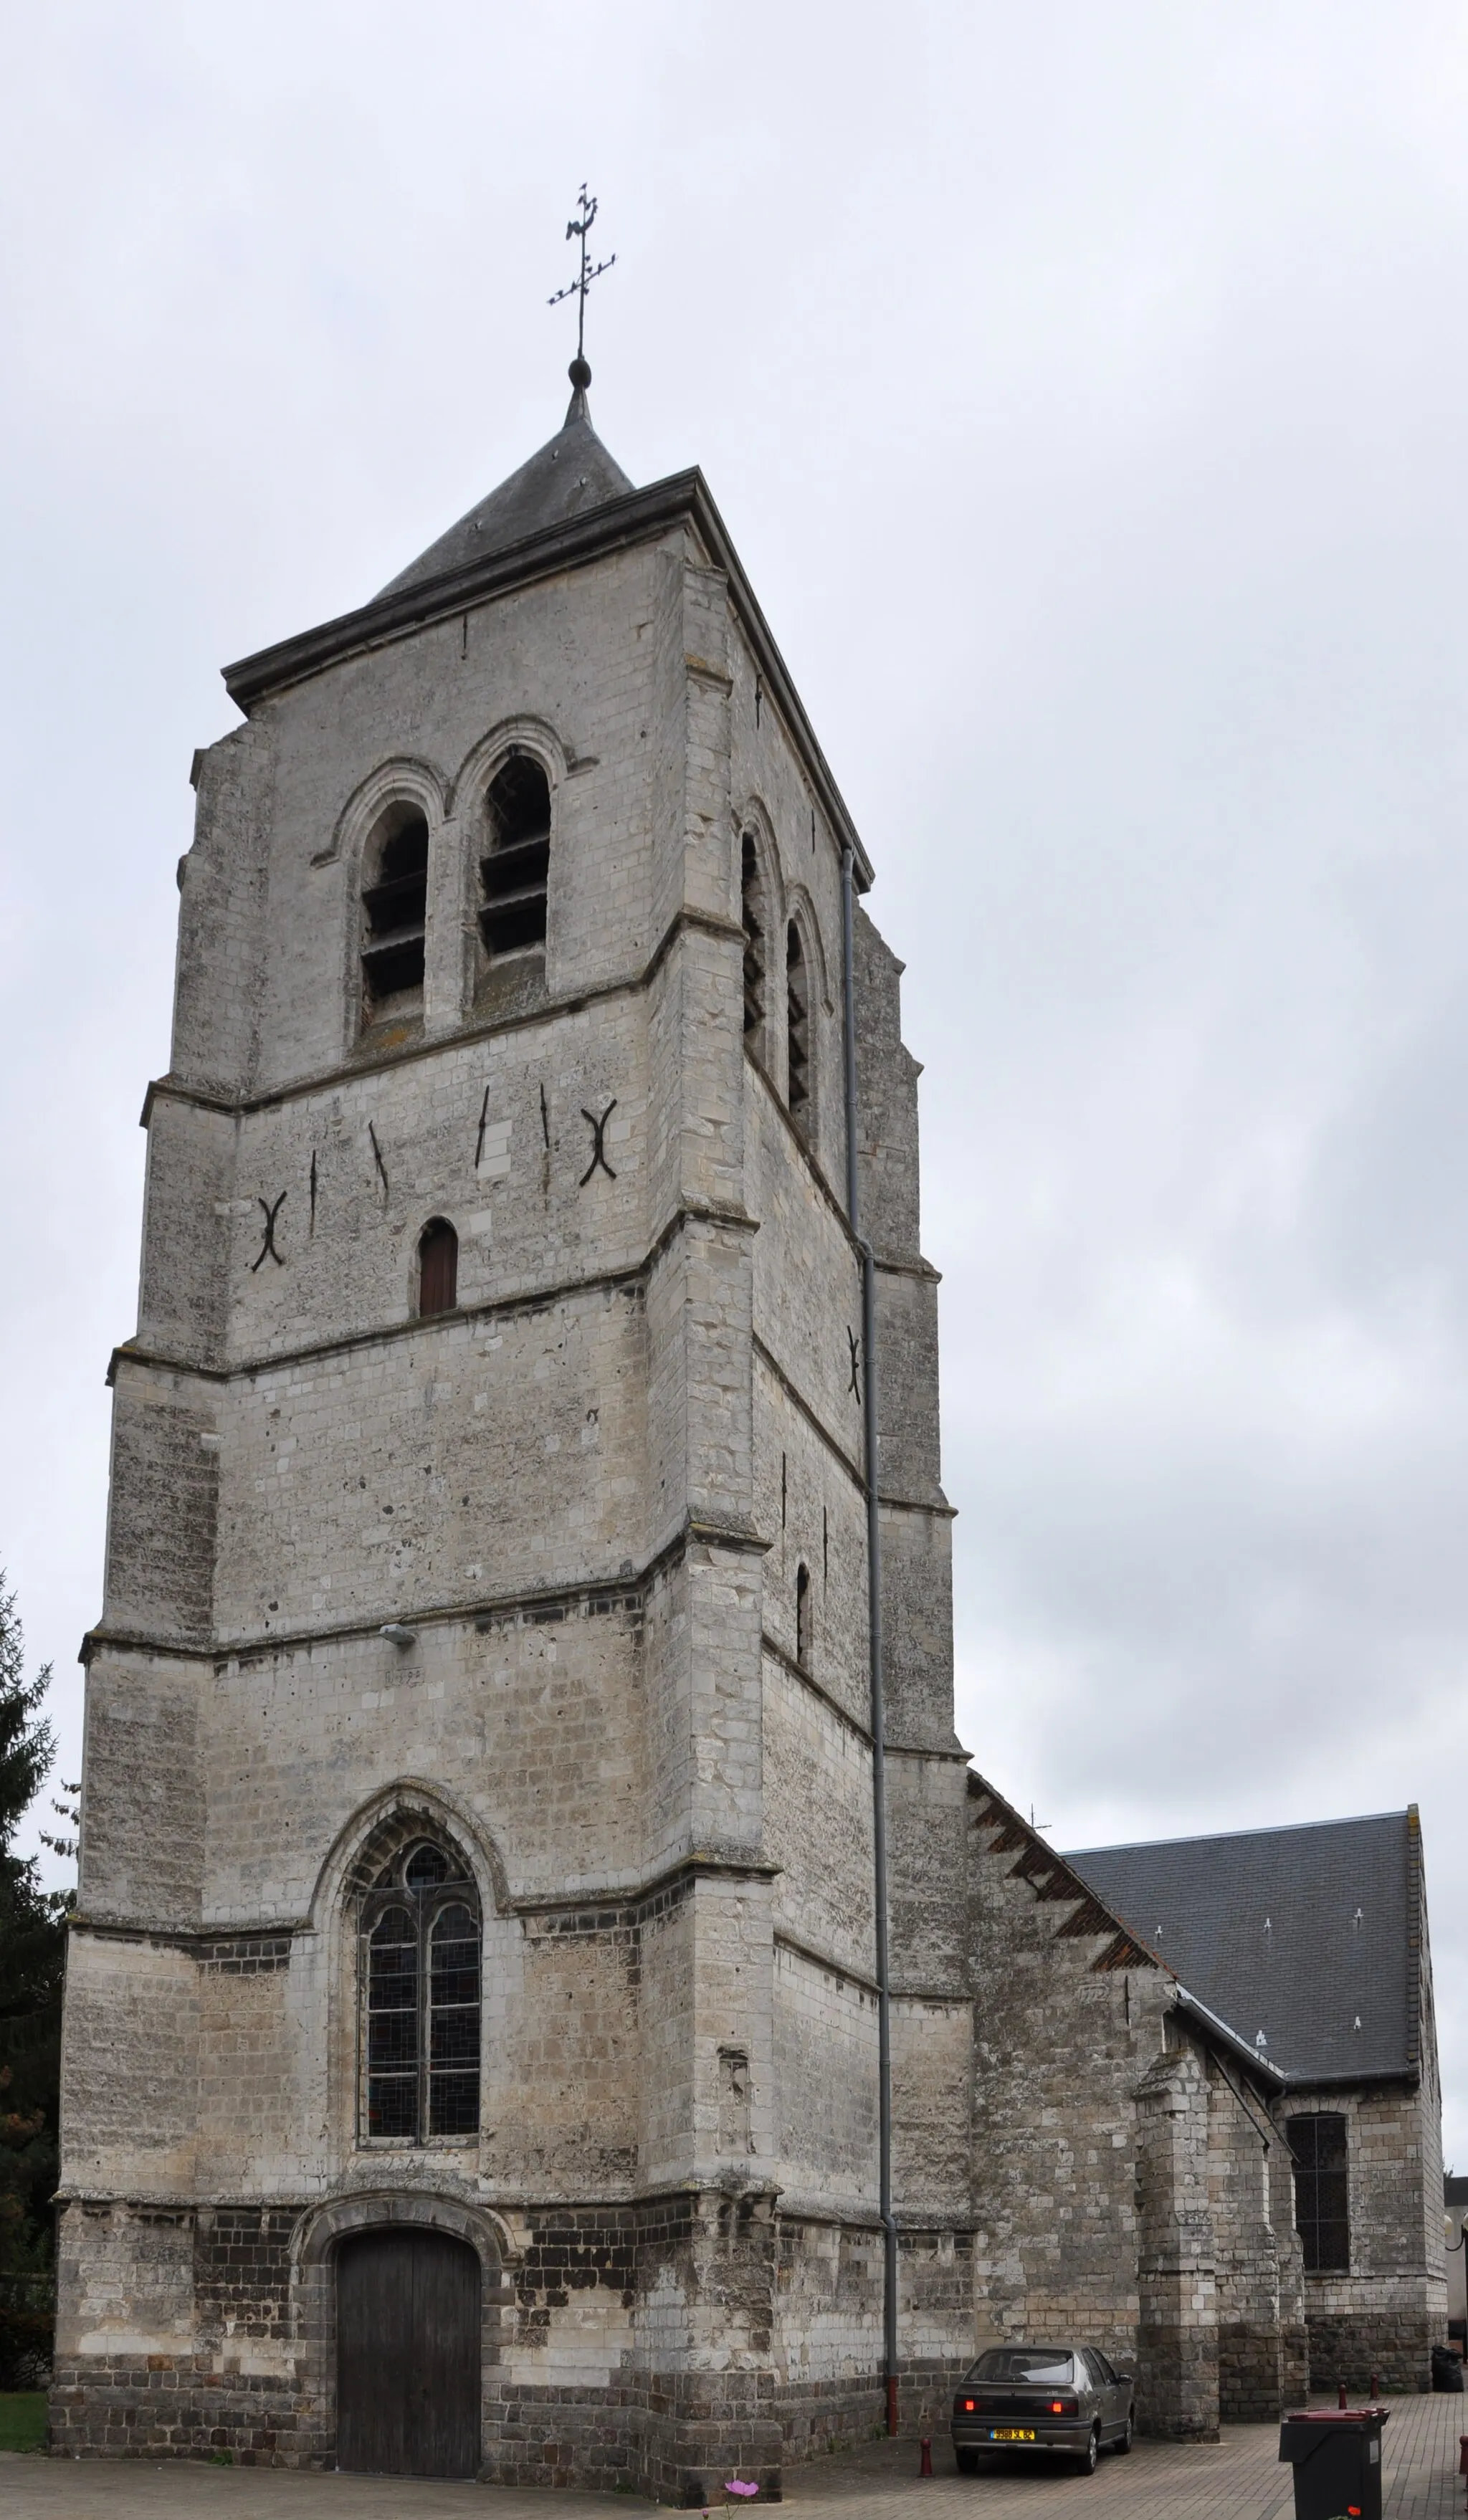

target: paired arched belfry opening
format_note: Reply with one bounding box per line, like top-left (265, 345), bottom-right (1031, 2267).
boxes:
top-left (741, 831), bottom-right (767, 1039)
top-left (361, 804), bottom-right (430, 1026)
top-left (480, 753), bottom-right (550, 957)
top-left (786, 922), bottom-right (810, 1135)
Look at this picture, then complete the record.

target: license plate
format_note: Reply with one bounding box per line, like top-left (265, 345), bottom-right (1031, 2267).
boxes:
top-left (988, 2428), bottom-right (1036, 2442)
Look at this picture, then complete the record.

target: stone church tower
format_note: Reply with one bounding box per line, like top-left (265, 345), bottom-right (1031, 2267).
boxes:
top-left (54, 366), bottom-right (971, 2492)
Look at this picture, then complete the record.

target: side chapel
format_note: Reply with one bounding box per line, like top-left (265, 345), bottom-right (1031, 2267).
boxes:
top-left (54, 358), bottom-right (1446, 2488)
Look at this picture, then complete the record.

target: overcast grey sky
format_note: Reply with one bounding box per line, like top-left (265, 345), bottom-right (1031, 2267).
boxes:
top-left (3, 2), bottom-right (1467, 2159)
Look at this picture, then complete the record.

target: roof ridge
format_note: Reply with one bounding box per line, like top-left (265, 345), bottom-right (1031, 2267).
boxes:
top-left (1063, 1808), bottom-right (1410, 1860)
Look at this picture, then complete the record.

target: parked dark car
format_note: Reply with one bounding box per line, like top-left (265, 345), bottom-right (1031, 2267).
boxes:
top-left (951, 2344), bottom-right (1136, 2476)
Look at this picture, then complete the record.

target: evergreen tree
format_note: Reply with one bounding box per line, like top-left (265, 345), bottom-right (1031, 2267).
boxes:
top-left (0, 1572), bottom-right (70, 2386)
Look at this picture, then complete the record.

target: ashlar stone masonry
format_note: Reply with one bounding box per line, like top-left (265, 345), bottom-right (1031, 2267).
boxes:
top-left (54, 381), bottom-right (971, 2496)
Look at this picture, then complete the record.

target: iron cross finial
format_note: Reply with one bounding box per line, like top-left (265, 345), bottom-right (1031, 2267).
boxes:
top-left (548, 184), bottom-right (616, 383)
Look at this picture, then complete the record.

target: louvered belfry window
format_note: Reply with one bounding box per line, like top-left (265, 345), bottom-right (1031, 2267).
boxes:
top-left (786, 922), bottom-right (810, 1130)
top-left (1288, 2114), bottom-right (1350, 2271)
top-left (364, 1841), bottom-right (481, 2141)
top-left (361, 805), bottom-right (430, 1021)
top-left (480, 754), bottom-right (550, 957)
top-left (741, 832), bottom-right (767, 1038)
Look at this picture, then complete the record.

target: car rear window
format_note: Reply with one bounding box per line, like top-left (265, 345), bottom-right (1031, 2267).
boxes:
top-left (966, 2349), bottom-right (1076, 2385)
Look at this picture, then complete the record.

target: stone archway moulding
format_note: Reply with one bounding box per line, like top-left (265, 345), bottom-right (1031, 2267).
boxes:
top-left (307, 1775), bottom-right (513, 1929)
top-left (292, 2185), bottom-right (519, 2273)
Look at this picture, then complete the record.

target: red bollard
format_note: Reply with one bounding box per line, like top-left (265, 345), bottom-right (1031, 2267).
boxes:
top-left (919, 2439), bottom-right (933, 2477)
top-left (1338, 2382), bottom-right (1348, 2408)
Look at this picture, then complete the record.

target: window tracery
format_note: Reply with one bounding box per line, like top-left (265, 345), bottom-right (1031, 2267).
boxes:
top-left (362, 1837), bottom-right (481, 2141)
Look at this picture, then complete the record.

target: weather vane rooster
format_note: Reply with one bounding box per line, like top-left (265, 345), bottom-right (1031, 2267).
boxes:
top-left (549, 185), bottom-right (616, 385)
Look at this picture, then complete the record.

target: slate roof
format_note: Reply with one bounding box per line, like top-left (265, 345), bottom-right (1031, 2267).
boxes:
top-left (1064, 1810), bottom-right (1421, 2086)
top-left (376, 381), bottom-right (634, 598)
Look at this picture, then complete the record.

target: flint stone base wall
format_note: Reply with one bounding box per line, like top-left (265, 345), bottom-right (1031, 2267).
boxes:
top-left (48, 2197), bottom-right (971, 2497)
top-left (1304, 2306), bottom-right (1438, 2397)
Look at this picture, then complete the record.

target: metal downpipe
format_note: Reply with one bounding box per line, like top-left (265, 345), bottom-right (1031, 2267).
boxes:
top-left (840, 845), bottom-right (898, 2434)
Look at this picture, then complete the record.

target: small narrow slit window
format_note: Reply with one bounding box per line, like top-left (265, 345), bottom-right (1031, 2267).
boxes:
top-left (361, 805), bottom-right (429, 1024)
top-left (795, 1562), bottom-right (811, 1669)
top-left (418, 1218), bottom-right (458, 1317)
top-left (741, 833), bottom-right (767, 1039)
top-left (480, 755), bottom-right (550, 958)
top-left (786, 922), bottom-right (810, 1131)
top-left (363, 1838), bottom-right (481, 2142)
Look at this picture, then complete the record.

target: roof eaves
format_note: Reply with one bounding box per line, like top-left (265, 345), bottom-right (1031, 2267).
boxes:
top-left (1172, 1982), bottom-right (1286, 2088)
top-left (221, 467), bottom-right (876, 892)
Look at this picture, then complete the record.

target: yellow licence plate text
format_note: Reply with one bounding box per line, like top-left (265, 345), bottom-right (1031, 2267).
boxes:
top-left (988, 2428), bottom-right (1036, 2441)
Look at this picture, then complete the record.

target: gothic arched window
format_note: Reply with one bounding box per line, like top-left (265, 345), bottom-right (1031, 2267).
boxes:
top-left (795, 1562), bottom-right (812, 1669)
top-left (363, 1838), bottom-right (481, 2141)
top-left (480, 753), bottom-right (550, 958)
top-left (741, 832), bottom-right (768, 1042)
top-left (361, 803), bottom-right (429, 1026)
top-left (418, 1218), bottom-right (458, 1317)
top-left (786, 922), bottom-right (810, 1134)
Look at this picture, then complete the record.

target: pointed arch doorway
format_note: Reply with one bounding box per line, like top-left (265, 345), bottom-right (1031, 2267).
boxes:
top-left (336, 2226), bottom-right (480, 2476)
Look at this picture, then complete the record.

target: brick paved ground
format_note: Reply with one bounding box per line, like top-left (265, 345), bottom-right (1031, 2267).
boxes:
top-left (1, 2395), bottom-right (1464, 2520)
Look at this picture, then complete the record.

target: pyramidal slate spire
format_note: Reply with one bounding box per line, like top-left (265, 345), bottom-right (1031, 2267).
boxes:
top-left (376, 357), bottom-right (634, 599)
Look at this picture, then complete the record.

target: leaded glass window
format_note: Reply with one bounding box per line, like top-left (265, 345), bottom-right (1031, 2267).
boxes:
top-left (361, 1840), bottom-right (481, 2142)
top-left (1288, 2113), bottom-right (1350, 2272)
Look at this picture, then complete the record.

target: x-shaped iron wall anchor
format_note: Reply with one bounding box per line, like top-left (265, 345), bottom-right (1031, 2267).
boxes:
top-left (252, 1192), bottom-right (287, 1271)
top-left (847, 1327), bottom-right (862, 1399)
top-left (580, 1101), bottom-right (618, 1185)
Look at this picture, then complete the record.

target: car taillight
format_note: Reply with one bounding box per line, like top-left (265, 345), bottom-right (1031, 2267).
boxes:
top-left (962, 2400), bottom-right (975, 2412)
top-left (1049, 2397), bottom-right (1077, 2415)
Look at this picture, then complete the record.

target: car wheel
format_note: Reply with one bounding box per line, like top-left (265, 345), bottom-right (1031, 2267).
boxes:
top-left (955, 2449), bottom-right (980, 2475)
top-left (1114, 2412), bottom-right (1134, 2455)
top-left (1074, 2428), bottom-right (1100, 2476)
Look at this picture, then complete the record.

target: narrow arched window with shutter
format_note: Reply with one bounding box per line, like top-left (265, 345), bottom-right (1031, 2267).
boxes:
top-left (796, 1562), bottom-right (812, 1669)
top-left (418, 1218), bottom-right (458, 1317)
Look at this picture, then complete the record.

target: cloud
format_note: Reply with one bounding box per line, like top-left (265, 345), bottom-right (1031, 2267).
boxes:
top-left (2, 0), bottom-right (1467, 2162)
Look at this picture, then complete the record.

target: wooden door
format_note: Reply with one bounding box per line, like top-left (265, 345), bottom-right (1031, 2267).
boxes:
top-left (336, 2228), bottom-right (481, 2476)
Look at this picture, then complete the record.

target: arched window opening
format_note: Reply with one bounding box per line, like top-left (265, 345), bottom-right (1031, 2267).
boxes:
top-left (363, 1836), bottom-right (481, 2142)
top-left (480, 753), bottom-right (550, 957)
top-left (786, 922), bottom-right (810, 1132)
top-left (361, 804), bottom-right (429, 1023)
top-left (741, 832), bottom-right (767, 1039)
top-left (795, 1562), bottom-right (811, 1669)
top-left (1288, 2114), bottom-right (1349, 2271)
top-left (417, 1218), bottom-right (458, 1317)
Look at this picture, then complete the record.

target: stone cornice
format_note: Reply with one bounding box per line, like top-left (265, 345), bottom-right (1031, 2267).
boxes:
top-left (138, 902), bottom-right (745, 1130)
top-left (77, 1509), bottom-right (771, 1671)
top-left (68, 1842), bottom-right (781, 1949)
top-left (106, 1200), bottom-right (756, 1390)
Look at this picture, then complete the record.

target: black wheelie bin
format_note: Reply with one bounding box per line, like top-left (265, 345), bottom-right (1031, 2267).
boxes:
top-left (1278, 2407), bottom-right (1389, 2520)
